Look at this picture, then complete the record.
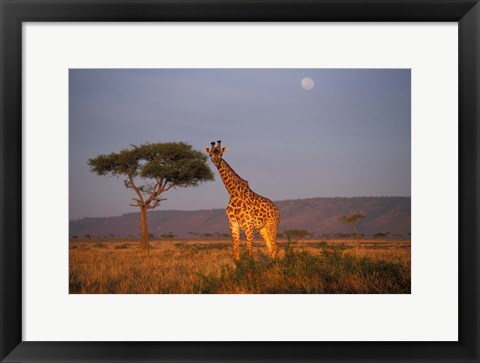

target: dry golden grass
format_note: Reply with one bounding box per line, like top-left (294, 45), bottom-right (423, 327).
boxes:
top-left (69, 239), bottom-right (410, 294)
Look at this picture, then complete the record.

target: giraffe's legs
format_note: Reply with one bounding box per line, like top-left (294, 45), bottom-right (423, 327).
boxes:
top-left (269, 223), bottom-right (279, 259)
top-left (228, 218), bottom-right (240, 260)
top-left (244, 225), bottom-right (255, 257)
top-left (260, 223), bottom-right (278, 259)
top-left (259, 226), bottom-right (273, 256)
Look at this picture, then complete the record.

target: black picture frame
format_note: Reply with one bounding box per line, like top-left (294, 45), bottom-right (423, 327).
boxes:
top-left (1, 1), bottom-right (479, 362)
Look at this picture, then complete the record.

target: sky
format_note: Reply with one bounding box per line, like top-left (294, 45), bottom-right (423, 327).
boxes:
top-left (69, 69), bottom-right (410, 220)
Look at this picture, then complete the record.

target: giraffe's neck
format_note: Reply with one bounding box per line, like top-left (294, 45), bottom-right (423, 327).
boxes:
top-left (216, 159), bottom-right (248, 196)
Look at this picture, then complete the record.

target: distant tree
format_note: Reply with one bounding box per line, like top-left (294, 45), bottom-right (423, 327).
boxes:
top-left (284, 229), bottom-right (311, 243)
top-left (88, 142), bottom-right (214, 251)
top-left (341, 213), bottom-right (365, 246)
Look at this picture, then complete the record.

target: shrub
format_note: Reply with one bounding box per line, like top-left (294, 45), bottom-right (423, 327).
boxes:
top-left (284, 229), bottom-right (311, 243)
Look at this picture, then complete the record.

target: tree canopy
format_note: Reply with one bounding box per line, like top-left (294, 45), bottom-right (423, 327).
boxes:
top-left (89, 142), bottom-right (214, 184)
top-left (341, 213), bottom-right (365, 225)
top-left (89, 142), bottom-right (214, 207)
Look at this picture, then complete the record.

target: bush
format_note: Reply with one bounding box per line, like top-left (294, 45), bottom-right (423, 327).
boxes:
top-left (284, 229), bottom-right (311, 243)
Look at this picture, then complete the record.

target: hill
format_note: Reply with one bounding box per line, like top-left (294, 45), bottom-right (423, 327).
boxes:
top-left (69, 196), bottom-right (410, 239)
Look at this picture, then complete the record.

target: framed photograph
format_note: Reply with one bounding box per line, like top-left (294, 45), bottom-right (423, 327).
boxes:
top-left (1, 0), bottom-right (479, 362)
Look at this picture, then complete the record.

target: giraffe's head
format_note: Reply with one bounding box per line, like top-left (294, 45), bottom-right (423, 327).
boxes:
top-left (204, 140), bottom-right (228, 167)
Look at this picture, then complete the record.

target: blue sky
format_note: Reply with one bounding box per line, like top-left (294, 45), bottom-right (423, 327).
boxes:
top-left (69, 69), bottom-right (410, 220)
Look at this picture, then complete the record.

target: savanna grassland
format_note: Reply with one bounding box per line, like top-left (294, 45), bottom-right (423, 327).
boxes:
top-left (69, 238), bottom-right (410, 294)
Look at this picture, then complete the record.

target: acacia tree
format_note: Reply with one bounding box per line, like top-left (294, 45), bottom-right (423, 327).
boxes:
top-left (341, 213), bottom-right (365, 246)
top-left (88, 142), bottom-right (214, 250)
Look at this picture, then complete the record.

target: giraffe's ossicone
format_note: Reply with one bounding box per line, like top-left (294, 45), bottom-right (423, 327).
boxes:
top-left (205, 140), bottom-right (280, 260)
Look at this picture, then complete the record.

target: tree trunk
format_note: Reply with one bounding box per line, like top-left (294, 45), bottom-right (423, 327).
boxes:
top-left (352, 223), bottom-right (360, 249)
top-left (139, 205), bottom-right (149, 250)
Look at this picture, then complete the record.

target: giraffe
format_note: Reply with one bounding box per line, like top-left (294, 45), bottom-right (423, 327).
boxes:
top-left (204, 140), bottom-right (280, 260)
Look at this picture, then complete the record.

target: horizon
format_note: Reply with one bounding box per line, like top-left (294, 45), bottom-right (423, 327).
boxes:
top-left (70, 69), bottom-right (411, 220)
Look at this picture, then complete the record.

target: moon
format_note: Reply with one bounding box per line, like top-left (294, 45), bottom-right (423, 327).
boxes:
top-left (301, 77), bottom-right (314, 90)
